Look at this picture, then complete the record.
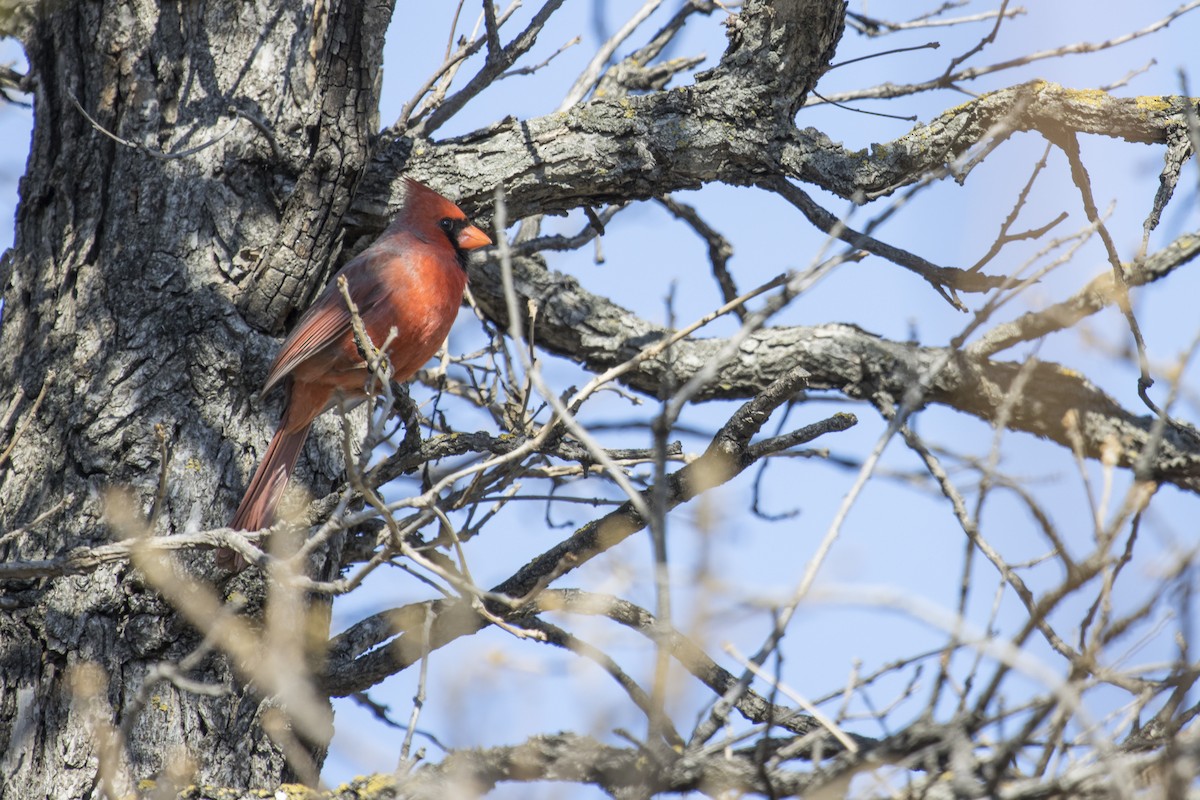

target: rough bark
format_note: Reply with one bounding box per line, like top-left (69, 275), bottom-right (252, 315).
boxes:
top-left (462, 252), bottom-right (1200, 493)
top-left (0, 0), bottom-right (391, 794)
top-left (361, 81), bottom-right (1197, 221)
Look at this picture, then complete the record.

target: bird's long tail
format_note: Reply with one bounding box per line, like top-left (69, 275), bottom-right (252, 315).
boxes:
top-left (217, 396), bottom-right (316, 571)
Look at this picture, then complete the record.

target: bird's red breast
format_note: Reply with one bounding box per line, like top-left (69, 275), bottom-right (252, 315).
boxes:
top-left (260, 179), bottom-right (491, 429)
top-left (223, 179), bottom-right (491, 560)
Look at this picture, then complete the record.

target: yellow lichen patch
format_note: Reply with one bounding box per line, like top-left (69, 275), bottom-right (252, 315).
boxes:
top-left (351, 774), bottom-right (400, 797)
top-left (618, 97), bottom-right (636, 119)
top-left (1072, 88), bottom-right (1111, 106)
top-left (275, 783), bottom-right (320, 799)
top-left (1134, 95), bottom-right (1173, 114)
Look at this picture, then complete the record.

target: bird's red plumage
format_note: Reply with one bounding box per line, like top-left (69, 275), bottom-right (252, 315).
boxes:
top-left (219, 179), bottom-right (491, 570)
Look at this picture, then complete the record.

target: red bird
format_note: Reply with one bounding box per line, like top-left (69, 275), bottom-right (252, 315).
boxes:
top-left (218, 179), bottom-right (491, 570)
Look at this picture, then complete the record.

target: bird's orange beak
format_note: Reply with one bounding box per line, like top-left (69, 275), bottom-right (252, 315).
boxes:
top-left (456, 223), bottom-right (492, 251)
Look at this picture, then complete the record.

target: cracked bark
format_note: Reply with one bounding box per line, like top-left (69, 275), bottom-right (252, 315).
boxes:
top-left (0, 0), bottom-right (391, 794)
top-left (461, 252), bottom-right (1200, 493)
top-left (358, 81), bottom-right (1198, 220)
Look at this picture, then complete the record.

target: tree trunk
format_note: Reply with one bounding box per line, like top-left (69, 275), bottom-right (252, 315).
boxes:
top-left (0, 0), bottom-right (390, 794)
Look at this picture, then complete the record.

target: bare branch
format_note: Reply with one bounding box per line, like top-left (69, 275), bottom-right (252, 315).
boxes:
top-left (816, 2), bottom-right (1200, 105)
top-left (321, 393), bottom-right (855, 695)
top-left (416, 0), bottom-right (568, 136)
top-left (463, 249), bottom-right (1200, 494)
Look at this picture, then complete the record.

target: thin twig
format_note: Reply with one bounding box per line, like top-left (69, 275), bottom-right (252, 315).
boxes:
top-left (0, 369), bottom-right (55, 469)
top-left (816, 2), bottom-right (1200, 106)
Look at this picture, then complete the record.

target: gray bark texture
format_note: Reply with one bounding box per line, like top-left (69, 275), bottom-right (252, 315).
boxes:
top-left (0, 0), bottom-right (1197, 798)
top-left (0, 0), bottom-right (392, 794)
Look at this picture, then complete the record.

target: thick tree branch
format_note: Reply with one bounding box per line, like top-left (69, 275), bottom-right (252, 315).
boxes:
top-left (330, 732), bottom-right (815, 799)
top-left (970, 230), bottom-right (1200, 357)
top-left (463, 252), bottom-right (1200, 493)
top-left (350, 0), bottom-right (847, 221)
top-left (184, 728), bottom-right (1190, 800)
top-left (355, 81), bottom-right (1199, 228)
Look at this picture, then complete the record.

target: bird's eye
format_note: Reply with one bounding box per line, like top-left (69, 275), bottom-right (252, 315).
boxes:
top-left (439, 218), bottom-right (456, 234)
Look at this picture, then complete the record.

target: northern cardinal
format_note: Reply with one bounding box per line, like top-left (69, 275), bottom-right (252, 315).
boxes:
top-left (218, 179), bottom-right (491, 570)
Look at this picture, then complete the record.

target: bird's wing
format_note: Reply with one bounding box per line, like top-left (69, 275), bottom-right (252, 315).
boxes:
top-left (260, 261), bottom-right (392, 396)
